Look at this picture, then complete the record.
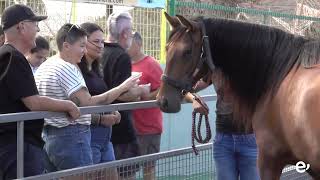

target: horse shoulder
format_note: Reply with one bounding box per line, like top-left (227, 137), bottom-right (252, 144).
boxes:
top-left (280, 67), bottom-right (320, 168)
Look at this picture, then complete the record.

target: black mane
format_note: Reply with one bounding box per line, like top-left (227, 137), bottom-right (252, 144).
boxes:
top-left (202, 18), bottom-right (320, 115)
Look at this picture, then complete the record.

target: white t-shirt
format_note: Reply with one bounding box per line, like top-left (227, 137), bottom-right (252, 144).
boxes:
top-left (35, 55), bottom-right (91, 127)
top-left (29, 63), bottom-right (37, 75)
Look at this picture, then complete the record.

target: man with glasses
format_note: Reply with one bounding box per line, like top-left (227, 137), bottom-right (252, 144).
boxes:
top-left (0, 5), bottom-right (80, 179)
top-left (128, 32), bottom-right (163, 180)
top-left (102, 12), bottom-right (145, 178)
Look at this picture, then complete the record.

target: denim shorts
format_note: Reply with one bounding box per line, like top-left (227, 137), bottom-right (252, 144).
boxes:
top-left (91, 126), bottom-right (115, 164)
top-left (42, 124), bottom-right (93, 172)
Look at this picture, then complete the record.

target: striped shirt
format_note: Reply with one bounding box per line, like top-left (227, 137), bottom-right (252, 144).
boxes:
top-left (35, 55), bottom-right (91, 127)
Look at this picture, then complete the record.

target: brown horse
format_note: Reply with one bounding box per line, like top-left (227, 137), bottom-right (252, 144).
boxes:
top-left (157, 12), bottom-right (320, 179)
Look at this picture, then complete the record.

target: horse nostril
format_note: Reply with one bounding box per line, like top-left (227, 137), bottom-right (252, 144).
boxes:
top-left (159, 97), bottom-right (168, 109)
top-left (163, 98), bottom-right (168, 108)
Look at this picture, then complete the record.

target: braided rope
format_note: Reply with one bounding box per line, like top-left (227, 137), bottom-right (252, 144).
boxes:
top-left (191, 96), bottom-right (212, 155)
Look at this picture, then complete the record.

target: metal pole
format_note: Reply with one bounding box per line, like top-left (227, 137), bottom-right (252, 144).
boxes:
top-left (17, 121), bottom-right (24, 178)
top-left (263, 14), bottom-right (267, 25)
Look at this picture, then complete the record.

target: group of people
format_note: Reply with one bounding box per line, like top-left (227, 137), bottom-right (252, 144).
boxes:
top-left (0, 3), bottom-right (262, 180)
top-left (0, 4), bottom-right (163, 180)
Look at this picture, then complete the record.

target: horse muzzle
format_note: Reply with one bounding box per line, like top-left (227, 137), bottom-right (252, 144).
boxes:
top-left (157, 95), bottom-right (181, 113)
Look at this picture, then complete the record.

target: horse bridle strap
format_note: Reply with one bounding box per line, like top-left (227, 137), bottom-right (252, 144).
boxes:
top-left (200, 22), bottom-right (215, 72)
top-left (191, 22), bottom-right (215, 85)
top-left (161, 74), bottom-right (193, 92)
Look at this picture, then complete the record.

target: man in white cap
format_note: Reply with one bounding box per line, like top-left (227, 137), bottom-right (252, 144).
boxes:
top-left (0, 4), bottom-right (80, 179)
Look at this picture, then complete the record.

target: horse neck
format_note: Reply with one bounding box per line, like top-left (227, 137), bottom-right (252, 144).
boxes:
top-left (204, 18), bottom-right (305, 112)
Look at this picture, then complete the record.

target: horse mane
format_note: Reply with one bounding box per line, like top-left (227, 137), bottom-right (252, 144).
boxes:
top-left (202, 17), bottom-right (320, 127)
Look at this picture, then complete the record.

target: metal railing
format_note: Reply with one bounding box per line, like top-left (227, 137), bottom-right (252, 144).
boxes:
top-left (24, 143), bottom-right (214, 180)
top-left (21, 143), bottom-right (312, 180)
top-left (0, 94), bottom-right (313, 179)
top-left (0, 95), bottom-right (216, 179)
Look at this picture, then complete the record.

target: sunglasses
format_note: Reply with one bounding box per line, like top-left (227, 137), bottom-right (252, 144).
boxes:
top-left (64, 24), bottom-right (81, 42)
top-left (67, 24), bottom-right (81, 33)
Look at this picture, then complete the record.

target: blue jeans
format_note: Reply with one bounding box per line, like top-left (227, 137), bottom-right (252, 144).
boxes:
top-left (42, 124), bottom-right (93, 172)
top-left (213, 132), bottom-right (260, 180)
top-left (91, 126), bottom-right (115, 163)
top-left (0, 143), bottom-right (45, 179)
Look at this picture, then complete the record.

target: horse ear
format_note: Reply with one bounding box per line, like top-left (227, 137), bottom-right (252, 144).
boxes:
top-left (164, 12), bottom-right (180, 29)
top-left (176, 15), bottom-right (196, 31)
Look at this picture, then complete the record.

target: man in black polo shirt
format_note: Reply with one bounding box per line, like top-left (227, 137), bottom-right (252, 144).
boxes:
top-left (0, 5), bottom-right (80, 179)
top-left (102, 12), bottom-right (146, 178)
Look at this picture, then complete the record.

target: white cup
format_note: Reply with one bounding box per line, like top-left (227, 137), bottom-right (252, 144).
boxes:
top-left (131, 71), bottom-right (142, 79)
top-left (139, 83), bottom-right (151, 93)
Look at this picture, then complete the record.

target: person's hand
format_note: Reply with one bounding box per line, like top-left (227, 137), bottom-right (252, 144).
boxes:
top-left (65, 101), bottom-right (81, 121)
top-left (119, 75), bottom-right (141, 92)
top-left (192, 96), bottom-right (209, 115)
top-left (139, 84), bottom-right (151, 100)
top-left (118, 87), bottom-right (142, 102)
top-left (112, 111), bottom-right (121, 124)
top-left (100, 111), bottom-right (121, 127)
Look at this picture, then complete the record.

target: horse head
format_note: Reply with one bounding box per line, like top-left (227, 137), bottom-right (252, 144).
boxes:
top-left (157, 13), bottom-right (211, 113)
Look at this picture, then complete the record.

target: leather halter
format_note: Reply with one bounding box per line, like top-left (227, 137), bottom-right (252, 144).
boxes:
top-left (161, 21), bottom-right (215, 94)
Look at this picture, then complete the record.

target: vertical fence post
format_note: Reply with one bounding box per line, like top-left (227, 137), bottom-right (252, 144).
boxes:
top-left (17, 121), bottom-right (24, 178)
top-left (160, 9), bottom-right (167, 64)
top-left (263, 14), bottom-right (267, 25)
top-left (169, 0), bottom-right (176, 16)
top-left (71, 0), bottom-right (77, 23)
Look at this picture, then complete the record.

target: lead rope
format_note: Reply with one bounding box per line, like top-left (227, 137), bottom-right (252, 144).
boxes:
top-left (191, 94), bottom-right (212, 155)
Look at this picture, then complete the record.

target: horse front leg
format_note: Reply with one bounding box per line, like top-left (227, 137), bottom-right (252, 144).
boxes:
top-left (258, 153), bottom-right (283, 180)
